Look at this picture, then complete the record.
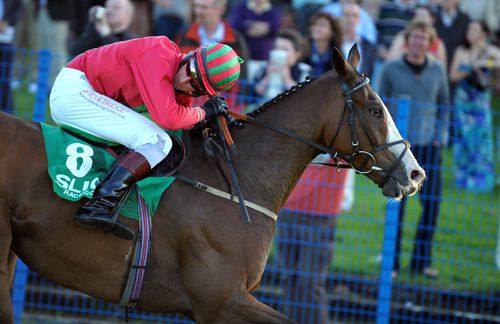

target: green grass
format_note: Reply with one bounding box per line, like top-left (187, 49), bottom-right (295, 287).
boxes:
top-left (333, 148), bottom-right (499, 292)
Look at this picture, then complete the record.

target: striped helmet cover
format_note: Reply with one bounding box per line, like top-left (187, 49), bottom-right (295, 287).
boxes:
top-left (194, 43), bottom-right (244, 96)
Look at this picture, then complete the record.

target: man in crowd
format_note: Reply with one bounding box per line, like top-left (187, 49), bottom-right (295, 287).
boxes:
top-left (341, 1), bottom-right (377, 78)
top-left (0, 0), bottom-right (24, 112)
top-left (378, 20), bottom-right (449, 279)
top-left (176, 0), bottom-right (248, 81)
top-left (69, 0), bottom-right (135, 57)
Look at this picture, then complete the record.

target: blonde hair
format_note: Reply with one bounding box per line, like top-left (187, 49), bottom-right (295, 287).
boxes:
top-left (403, 20), bottom-right (436, 44)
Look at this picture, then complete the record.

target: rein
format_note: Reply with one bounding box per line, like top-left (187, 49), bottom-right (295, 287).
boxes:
top-left (228, 75), bottom-right (410, 188)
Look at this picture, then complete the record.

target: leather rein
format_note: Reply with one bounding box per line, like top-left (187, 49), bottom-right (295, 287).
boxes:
top-left (227, 76), bottom-right (410, 189)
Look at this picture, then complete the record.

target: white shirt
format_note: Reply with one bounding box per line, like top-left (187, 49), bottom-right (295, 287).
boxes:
top-left (440, 9), bottom-right (458, 28)
top-left (199, 22), bottom-right (225, 45)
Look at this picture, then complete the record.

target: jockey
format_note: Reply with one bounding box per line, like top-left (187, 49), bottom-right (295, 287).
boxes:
top-left (49, 36), bottom-right (243, 240)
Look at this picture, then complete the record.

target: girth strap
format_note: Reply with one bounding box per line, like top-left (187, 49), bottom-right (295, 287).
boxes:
top-left (176, 174), bottom-right (278, 221)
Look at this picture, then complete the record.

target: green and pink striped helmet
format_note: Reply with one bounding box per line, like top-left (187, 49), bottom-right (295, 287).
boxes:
top-left (192, 43), bottom-right (244, 96)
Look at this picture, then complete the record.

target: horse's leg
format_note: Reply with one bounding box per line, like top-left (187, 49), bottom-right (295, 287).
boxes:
top-left (8, 251), bottom-right (17, 289)
top-left (216, 291), bottom-right (298, 324)
top-left (0, 218), bottom-right (13, 323)
top-left (181, 255), bottom-right (296, 324)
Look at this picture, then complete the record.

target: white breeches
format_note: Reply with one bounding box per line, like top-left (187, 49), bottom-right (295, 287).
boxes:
top-left (50, 67), bottom-right (172, 167)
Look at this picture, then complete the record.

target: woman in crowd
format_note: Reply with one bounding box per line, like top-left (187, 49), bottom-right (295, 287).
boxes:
top-left (387, 5), bottom-right (447, 68)
top-left (449, 20), bottom-right (500, 192)
top-left (303, 12), bottom-right (343, 77)
top-left (254, 28), bottom-right (311, 101)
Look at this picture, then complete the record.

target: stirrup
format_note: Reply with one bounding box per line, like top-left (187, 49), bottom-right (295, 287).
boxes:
top-left (76, 212), bottom-right (135, 241)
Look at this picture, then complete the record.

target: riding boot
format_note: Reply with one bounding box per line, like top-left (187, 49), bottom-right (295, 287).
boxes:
top-left (76, 151), bottom-right (151, 240)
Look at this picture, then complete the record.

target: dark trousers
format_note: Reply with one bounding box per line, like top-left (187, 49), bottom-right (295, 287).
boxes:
top-left (277, 212), bottom-right (336, 324)
top-left (394, 144), bottom-right (442, 272)
top-left (0, 43), bottom-right (13, 113)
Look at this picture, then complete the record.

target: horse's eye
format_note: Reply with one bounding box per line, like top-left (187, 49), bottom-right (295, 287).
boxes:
top-left (370, 108), bottom-right (382, 118)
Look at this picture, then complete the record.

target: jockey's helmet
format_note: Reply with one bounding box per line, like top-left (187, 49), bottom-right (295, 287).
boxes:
top-left (183, 43), bottom-right (244, 96)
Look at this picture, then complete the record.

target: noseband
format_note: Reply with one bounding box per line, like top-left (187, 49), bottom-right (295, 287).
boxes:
top-left (326, 76), bottom-right (409, 187)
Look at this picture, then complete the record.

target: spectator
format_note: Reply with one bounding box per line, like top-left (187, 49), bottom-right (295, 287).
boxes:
top-left (291, 0), bottom-right (330, 35)
top-left (321, 0), bottom-right (378, 45)
top-left (278, 156), bottom-right (349, 324)
top-left (387, 5), bottom-right (447, 68)
top-left (229, 0), bottom-right (282, 61)
top-left (376, 0), bottom-right (415, 62)
top-left (128, 0), bottom-right (151, 37)
top-left (177, 0), bottom-right (249, 80)
top-left (449, 20), bottom-right (500, 192)
top-left (459, 0), bottom-right (499, 33)
top-left (254, 28), bottom-right (311, 101)
top-left (70, 0), bottom-right (106, 40)
top-left (378, 20), bottom-right (449, 279)
top-left (69, 0), bottom-right (135, 57)
top-left (152, 0), bottom-right (189, 41)
top-left (303, 12), bottom-right (343, 77)
top-left (434, 0), bottom-right (470, 71)
top-left (0, 0), bottom-right (24, 113)
top-left (35, 0), bottom-right (75, 87)
top-left (341, 1), bottom-right (377, 78)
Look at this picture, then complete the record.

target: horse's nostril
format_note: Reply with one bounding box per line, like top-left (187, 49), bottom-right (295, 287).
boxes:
top-left (411, 170), bottom-right (422, 181)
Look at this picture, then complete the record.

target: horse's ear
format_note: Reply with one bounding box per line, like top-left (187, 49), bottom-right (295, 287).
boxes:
top-left (347, 44), bottom-right (360, 70)
top-left (331, 47), bottom-right (349, 80)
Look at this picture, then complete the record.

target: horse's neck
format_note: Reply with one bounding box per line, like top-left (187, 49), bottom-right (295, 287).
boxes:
top-left (234, 75), bottom-right (337, 212)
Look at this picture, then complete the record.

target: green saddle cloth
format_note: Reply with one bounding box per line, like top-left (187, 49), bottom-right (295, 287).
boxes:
top-left (41, 123), bottom-right (175, 220)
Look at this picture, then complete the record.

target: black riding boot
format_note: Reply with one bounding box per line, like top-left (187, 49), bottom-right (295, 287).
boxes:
top-left (76, 151), bottom-right (151, 240)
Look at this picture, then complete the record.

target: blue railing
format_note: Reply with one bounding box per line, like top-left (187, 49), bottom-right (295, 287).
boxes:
top-left (4, 47), bottom-right (500, 324)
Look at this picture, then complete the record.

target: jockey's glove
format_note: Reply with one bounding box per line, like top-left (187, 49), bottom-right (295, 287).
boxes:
top-left (201, 96), bottom-right (228, 120)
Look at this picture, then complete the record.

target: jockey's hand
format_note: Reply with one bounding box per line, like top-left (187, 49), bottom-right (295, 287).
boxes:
top-left (201, 96), bottom-right (228, 120)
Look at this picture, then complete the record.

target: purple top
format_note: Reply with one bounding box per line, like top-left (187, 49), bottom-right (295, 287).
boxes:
top-left (229, 1), bottom-right (282, 61)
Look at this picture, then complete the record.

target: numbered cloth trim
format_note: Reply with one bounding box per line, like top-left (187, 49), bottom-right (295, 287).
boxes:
top-left (40, 123), bottom-right (175, 220)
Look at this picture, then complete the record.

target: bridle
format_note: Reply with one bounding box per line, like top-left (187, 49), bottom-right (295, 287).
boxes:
top-left (228, 75), bottom-right (410, 188)
top-left (325, 76), bottom-right (410, 187)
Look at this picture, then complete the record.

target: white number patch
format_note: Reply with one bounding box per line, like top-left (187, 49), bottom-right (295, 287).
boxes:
top-left (65, 143), bottom-right (94, 178)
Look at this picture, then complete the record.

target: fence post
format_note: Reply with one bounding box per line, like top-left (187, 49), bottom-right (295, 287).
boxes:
top-left (376, 96), bottom-right (411, 324)
top-left (32, 49), bottom-right (51, 122)
top-left (12, 261), bottom-right (29, 324)
top-left (12, 49), bottom-right (52, 323)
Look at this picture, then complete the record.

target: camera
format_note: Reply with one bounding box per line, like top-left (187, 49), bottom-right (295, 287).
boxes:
top-left (94, 6), bottom-right (106, 20)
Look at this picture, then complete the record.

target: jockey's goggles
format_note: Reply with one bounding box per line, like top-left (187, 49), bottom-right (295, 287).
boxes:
top-left (186, 57), bottom-right (206, 97)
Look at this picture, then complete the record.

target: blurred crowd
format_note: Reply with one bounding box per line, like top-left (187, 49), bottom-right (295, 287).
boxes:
top-left (5, 0), bottom-right (500, 89)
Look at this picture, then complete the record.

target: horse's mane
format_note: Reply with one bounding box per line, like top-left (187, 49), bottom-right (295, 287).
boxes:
top-left (232, 75), bottom-right (322, 126)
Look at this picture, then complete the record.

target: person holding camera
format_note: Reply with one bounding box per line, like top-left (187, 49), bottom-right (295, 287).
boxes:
top-left (449, 20), bottom-right (500, 192)
top-left (254, 29), bottom-right (311, 101)
top-left (69, 0), bottom-right (135, 57)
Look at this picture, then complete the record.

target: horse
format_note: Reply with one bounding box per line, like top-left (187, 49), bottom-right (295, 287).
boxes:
top-left (0, 46), bottom-right (425, 323)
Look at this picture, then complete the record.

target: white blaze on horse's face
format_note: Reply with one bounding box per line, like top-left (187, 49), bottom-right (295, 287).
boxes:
top-left (377, 94), bottom-right (426, 196)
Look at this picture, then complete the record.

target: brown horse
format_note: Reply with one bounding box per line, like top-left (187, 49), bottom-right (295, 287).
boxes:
top-left (0, 46), bottom-right (425, 323)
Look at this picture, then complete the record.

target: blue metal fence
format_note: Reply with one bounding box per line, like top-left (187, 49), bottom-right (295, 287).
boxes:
top-left (4, 47), bottom-right (500, 324)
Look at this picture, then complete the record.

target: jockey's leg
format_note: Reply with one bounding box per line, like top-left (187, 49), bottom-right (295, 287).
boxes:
top-left (76, 151), bottom-right (151, 240)
top-left (50, 67), bottom-right (172, 240)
